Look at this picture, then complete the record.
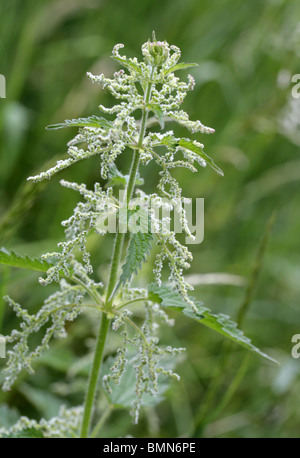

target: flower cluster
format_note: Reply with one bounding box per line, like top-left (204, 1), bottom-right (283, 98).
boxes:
top-left (3, 279), bottom-right (85, 391)
top-left (104, 301), bottom-right (184, 423)
top-left (0, 406), bottom-right (83, 438)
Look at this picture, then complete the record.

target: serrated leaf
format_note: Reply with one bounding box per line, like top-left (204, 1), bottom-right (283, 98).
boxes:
top-left (120, 231), bottom-right (153, 285)
top-left (112, 56), bottom-right (142, 76)
top-left (148, 283), bottom-right (197, 310)
top-left (46, 115), bottom-right (113, 130)
top-left (148, 283), bottom-right (278, 364)
top-left (3, 427), bottom-right (44, 438)
top-left (0, 247), bottom-right (50, 272)
top-left (178, 138), bottom-right (224, 176)
top-left (163, 62), bottom-right (198, 76)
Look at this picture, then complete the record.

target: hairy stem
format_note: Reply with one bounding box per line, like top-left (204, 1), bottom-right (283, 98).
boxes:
top-left (80, 314), bottom-right (110, 438)
top-left (80, 66), bottom-right (155, 438)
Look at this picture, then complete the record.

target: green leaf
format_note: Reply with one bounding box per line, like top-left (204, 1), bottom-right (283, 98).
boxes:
top-left (155, 134), bottom-right (177, 149)
top-left (0, 247), bottom-right (50, 272)
top-left (178, 138), bottom-right (224, 176)
top-left (107, 165), bottom-right (144, 188)
top-left (119, 207), bottom-right (153, 285)
top-left (148, 283), bottom-right (278, 364)
top-left (0, 405), bottom-right (19, 429)
top-left (46, 115), bottom-right (113, 130)
top-left (3, 427), bottom-right (44, 438)
top-left (120, 231), bottom-right (153, 286)
top-left (163, 62), bottom-right (198, 76)
top-left (148, 283), bottom-right (198, 310)
top-left (112, 56), bottom-right (142, 76)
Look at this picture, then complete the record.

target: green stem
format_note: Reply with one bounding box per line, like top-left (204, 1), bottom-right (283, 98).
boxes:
top-left (106, 66), bottom-right (155, 304)
top-left (80, 65), bottom-right (155, 438)
top-left (117, 296), bottom-right (148, 310)
top-left (105, 228), bottom-right (126, 305)
top-left (80, 314), bottom-right (110, 438)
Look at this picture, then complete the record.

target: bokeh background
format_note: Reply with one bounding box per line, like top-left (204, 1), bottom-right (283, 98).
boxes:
top-left (0, 0), bottom-right (299, 438)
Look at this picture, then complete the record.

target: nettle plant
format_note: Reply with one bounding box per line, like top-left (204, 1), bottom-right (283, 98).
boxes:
top-left (0, 35), bottom-right (276, 438)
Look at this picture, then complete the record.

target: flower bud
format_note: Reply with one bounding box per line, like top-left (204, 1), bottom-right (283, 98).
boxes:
top-left (142, 40), bottom-right (169, 66)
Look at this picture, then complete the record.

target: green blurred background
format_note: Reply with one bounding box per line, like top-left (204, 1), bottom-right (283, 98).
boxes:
top-left (0, 0), bottom-right (299, 438)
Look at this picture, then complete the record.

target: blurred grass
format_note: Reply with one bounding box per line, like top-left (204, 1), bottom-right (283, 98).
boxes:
top-left (0, 0), bottom-right (300, 438)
